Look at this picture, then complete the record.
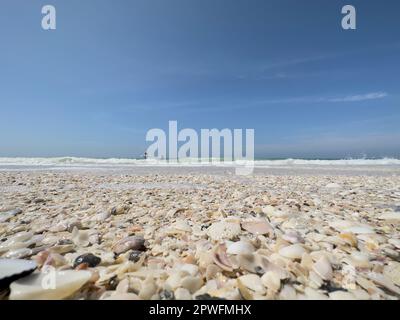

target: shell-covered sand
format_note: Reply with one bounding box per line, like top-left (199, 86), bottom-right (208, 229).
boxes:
top-left (1, 169), bottom-right (400, 300)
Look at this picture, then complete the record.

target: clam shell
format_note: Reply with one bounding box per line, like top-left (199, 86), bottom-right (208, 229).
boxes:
top-left (213, 244), bottom-right (233, 272)
top-left (226, 241), bottom-right (255, 255)
top-left (112, 236), bottom-right (146, 255)
top-left (9, 270), bottom-right (92, 300)
top-left (207, 221), bottom-right (241, 241)
top-left (241, 219), bottom-right (273, 236)
top-left (279, 244), bottom-right (307, 260)
top-left (312, 256), bottom-right (333, 281)
top-left (0, 259), bottom-right (37, 288)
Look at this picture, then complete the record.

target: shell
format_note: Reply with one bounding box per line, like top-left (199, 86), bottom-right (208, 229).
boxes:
top-left (312, 256), bottom-right (333, 280)
top-left (226, 241), bottom-right (255, 255)
top-left (0, 259), bottom-right (37, 288)
top-left (261, 271), bottom-right (281, 293)
top-left (241, 219), bottom-right (273, 236)
top-left (282, 230), bottom-right (304, 244)
top-left (238, 274), bottom-right (266, 298)
top-left (112, 236), bottom-right (146, 255)
top-left (279, 244), bottom-right (307, 260)
top-left (212, 244), bottom-right (233, 272)
top-left (207, 221), bottom-right (241, 241)
top-left (9, 270), bottom-right (92, 300)
top-left (0, 209), bottom-right (22, 223)
top-left (379, 212), bottom-right (400, 221)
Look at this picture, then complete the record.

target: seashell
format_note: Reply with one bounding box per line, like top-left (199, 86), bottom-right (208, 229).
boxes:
top-left (207, 221), bottom-right (241, 241)
top-left (339, 232), bottom-right (358, 247)
top-left (0, 259), bottom-right (37, 288)
top-left (282, 230), bottom-right (304, 244)
top-left (4, 248), bottom-right (32, 259)
top-left (212, 244), bottom-right (233, 272)
top-left (379, 212), bottom-right (400, 221)
top-left (0, 209), bottom-right (22, 223)
top-left (388, 238), bottom-right (400, 249)
top-left (312, 256), bottom-right (333, 281)
top-left (104, 293), bottom-right (140, 300)
top-left (383, 262), bottom-right (400, 287)
top-left (112, 236), bottom-right (146, 255)
top-left (237, 274), bottom-right (266, 299)
top-left (279, 284), bottom-right (297, 300)
top-left (175, 288), bottom-right (192, 300)
top-left (180, 276), bottom-right (203, 293)
top-left (367, 272), bottom-right (400, 295)
top-left (111, 205), bottom-right (127, 215)
top-left (226, 241), bottom-right (255, 255)
top-left (348, 251), bottom-right (370, 268)
top-left (304, 287), bottom-right (328, 300)
top-left (71, 227), bottom-right (90, 247)
top-left (73, 253), bottom-right (101, 268)
top-left (9, 270), bottom-right (92, 300)
top-left (261, 271), bottom-right (281, 293)
top-left (279, 244), bottom-right (307, 260)
top-left (139, 277), bottom-right (157, 299)
top-left (180, 264), bottom-right (199, 276)
top-left (95, 211), bottom-right (111, 221)
top-left (325, 183), bottom-right (342, 189)
top-left (241, 219), bottom-right (273, 236)
top-left (166, 220), bottom-right (192, 235)
top-left (343, 226), bottom-right (374, 235)
top-left (329, 291), bottom-right (356, 300)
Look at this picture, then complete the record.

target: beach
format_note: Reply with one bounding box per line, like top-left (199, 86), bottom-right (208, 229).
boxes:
top-left (1, 161), bottom-right (400, 300)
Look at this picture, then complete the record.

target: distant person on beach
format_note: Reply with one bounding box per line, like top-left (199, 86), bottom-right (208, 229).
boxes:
top-left (144, 152), bottom-right (148, 160)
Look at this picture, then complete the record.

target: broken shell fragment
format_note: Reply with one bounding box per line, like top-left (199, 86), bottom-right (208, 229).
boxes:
top-left (279, 244), bottom-right (307, 260)
top-left (0, 259), bottom-right (37, 288)
top-left (9, 270), bottom-right (92, 300)
top-left (241, 219), bottom-right (273, 236)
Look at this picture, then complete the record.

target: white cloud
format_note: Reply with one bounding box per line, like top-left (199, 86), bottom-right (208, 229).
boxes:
top-left (327, 92), bottom-right (388, 102)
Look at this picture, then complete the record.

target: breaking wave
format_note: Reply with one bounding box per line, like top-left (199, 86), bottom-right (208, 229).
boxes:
top-left (0, 157), bottom-right (399, 168)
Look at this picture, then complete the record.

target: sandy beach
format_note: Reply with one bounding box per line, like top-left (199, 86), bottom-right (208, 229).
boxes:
top-left (1, 164), bottom-right (400, 300)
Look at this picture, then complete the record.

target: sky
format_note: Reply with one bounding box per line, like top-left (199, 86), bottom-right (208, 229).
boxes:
top-left (0, 0), bottom-right (399, 159)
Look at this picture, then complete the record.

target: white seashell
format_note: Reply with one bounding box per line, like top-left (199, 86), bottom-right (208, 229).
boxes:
top-left (238, 274), bottom-right (266, 295)
top-left (104, 293), bottom-right (140, 300)
top-left (282, 230), bottom-right (304, 244)
top-left (71, 227), bottom-right (90, 247)
top-left (175, 288), bottom-right (192, 300)
top-left (0, 209), bottom-right (22, 223)
top-left (312, 256), bottom-right (333, 281)
top-left (180, 276), bottom-right (203, 294)
top-left (383, 262), bottom-right (400, 287)
top-left (0, 259), bottom-right (37, 288)
top-left (226, 241), bottom-right (255, 255)
top-left (304, 287), bottom-right (328, 300)
top-left (261, 271), bottom-right (281, 293)
top-left (279, 284), bottom-right (297, 300)
top-left (139, 277), bottom-right (157, 299)
top-left (207, 221), bottom-right (241, 241)
top-left (325, 183), bottom-right (342, 189)
top-left (388, 238), bottom-right (400, 249)
top-left (4, 248), bottom-right (32, 259)
top-left (343, 226), bottom-right (375, 235)
top-left (279, 244), bottom-right (307, 260)
top-left (368, 272), bottom-right (400, 295)
top-left (180, 264), bottom-right (199, 276)
top-left (9, 270), bottom-right (92, 300)
top-left (213, 244), bottom-right (233, 272)
top-left (241, 219), bottom-right (273, 236)
top-left (379, 212), bottom-right (400, 221)
top-left (329, 291), bottom-right (356, 300)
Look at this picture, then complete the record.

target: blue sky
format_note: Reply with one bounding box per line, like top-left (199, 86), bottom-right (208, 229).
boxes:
top-left (0, 0), bottom-right (399, 158)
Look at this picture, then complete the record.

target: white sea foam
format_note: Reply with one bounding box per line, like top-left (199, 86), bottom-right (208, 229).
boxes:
top-left (0, 157), bottom-right (399, 168)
